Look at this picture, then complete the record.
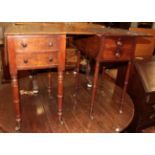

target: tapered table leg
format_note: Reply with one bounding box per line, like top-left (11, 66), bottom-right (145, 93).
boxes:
top-left (57, 70), bottom-right (64, 124)
top-left (119, 61), bottom-right (132, 113)
top-left (48, 71), bottom-right (52, 97)
top-left (90, 61), bottom-right (100, 119)
top-left (11, 75), bottom-right (21, 131)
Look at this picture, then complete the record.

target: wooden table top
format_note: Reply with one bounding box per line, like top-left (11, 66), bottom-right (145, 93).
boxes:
top-left (5, 23), bottom-right (151, 37)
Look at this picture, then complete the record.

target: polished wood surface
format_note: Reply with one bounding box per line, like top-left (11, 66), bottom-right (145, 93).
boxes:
top-left (0, 73), bottom-right (134, 133)
top-left (129, 28), bottom-right (155, 57)
top-left (5, 23), bottom-right (150, 36)
top-left (5, 23), bottom-right (105, 35)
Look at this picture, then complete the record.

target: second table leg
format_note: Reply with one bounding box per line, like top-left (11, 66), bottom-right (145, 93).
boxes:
top-left (90, 61), bottom-right (100, 119)
top-left (11, 75), bottom-right (21, 131)
top-left (57, 70), bottom-right (64, 124)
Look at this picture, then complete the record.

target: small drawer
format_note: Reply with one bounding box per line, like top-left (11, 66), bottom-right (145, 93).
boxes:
top-left (13, 35), bottom-right (60, 52)
top-left (16, 52), bottom-right (58, 70)
top-left (101, 38), bottom-right (133, 61)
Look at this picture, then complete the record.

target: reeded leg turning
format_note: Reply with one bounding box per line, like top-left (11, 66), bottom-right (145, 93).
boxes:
top-left (11, 75), bottom-right (21, 131)
top-left (119, 61), bottom-right (132, 113)
top-left (48, 71), bottom-right (52, 97)
top-left (57, 70), bottom-right (64, 124)
top-left (90, 61), bottom-right (100, 119)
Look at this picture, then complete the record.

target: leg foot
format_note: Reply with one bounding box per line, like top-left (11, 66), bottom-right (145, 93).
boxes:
top-left (15, 118), bottom-right (21, 132)
top-left (90, 114), bottom-right (94, 120)
top-left (58, 115), bottom-right (64, 125)
top-left (119, 109), bottom-right (123, 114)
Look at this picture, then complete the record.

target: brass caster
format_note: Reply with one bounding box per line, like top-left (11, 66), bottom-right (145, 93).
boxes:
top-left (90, 115), bottom-right (94, 120)
top-left (15, 126), bottom-right (20, 132)
top-left (119, 109), bottom-right (123, 114)
top-left (15, 125), bottom-right (21, 132)
top-left (15, 118), bottom-right (21, 132)
top-left (59, 116), bottom-right (64, 125)
top-left (59, 119), bottom-right (64, 125)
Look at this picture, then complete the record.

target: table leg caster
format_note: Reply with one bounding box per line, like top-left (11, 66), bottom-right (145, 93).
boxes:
top-left (58, 114), bottom-right (64, 125)
top-left (119, 109), bottom-right (123, 114)
top-left (90, 113), bottom-right (94, 120)
top-left (59, 117), bottom-right (64, 125)
top-left (15, 119), bottom-right (21, 132)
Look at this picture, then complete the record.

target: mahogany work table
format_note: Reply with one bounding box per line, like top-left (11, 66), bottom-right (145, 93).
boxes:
top-left (5, 23), bottom-right (150, 131)
top-left (74, 29), bottom-right (151, 118)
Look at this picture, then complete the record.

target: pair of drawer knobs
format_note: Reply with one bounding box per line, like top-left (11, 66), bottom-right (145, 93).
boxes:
top-left (23, 57), bottom-right (53, 64)
top-left (114, 40), bottom-right (123, 58)
top-left (21, 42), bottom-right (54, 48)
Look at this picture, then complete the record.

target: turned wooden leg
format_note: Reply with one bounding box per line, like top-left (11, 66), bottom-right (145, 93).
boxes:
top-left (11, 75), bottom-right (21, 131)
top-left (57, 70), bottom-right (64, 124)
top-left (119, 61), bottom-right (132, 113)
top-left (48, 71), bottom-right (52, 97)
top-left (90, 61), bottom-right (100, 119)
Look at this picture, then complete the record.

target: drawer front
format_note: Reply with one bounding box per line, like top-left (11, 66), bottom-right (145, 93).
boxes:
top-left (16, 52), bottom-right (58, 70)
top-left (13, 35), bottom-right (60, 52)
top-left (101, 38), bottom-right (134, 61)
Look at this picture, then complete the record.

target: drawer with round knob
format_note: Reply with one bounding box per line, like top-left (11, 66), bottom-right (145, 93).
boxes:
top-left (100, 38), bottom-right (134, 61)
top-left (13, 35), bottom-right (61, 52)
top-left (16, 52), bottom-right (58, 70)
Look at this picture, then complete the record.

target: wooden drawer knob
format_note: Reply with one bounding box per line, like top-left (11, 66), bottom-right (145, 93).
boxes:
top-left (21, 42), bottom-right (28, 48)
top-left (23, 59), bottom-right (28, 64)
top-left (115, 49), bottom-right (121, 58)
top-left (49, 57), bottom-right (53, 62)
top-left (116, 40), bottom-right (123, 46)
top-left (49, 42), bottom-right (53, 47)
